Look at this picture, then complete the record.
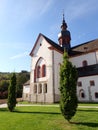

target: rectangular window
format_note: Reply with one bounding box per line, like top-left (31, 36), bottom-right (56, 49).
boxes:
top-left (77, 81), bottom-right (82, 87)
top-left (90, 80), bottom-right (95, 86)
top-left (95, 92), bottom-right (98, 98)
top-left (44, 84), bottom-right (47, 93)
top-left (26, 94), bottom-right (28, 98)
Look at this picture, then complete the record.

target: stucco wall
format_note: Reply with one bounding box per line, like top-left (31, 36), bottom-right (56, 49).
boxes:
top-left (53, 50), bottom-right (62, 94)
top-left (22, 85), bottom-right (30, 101)
top-left (29, 36), bottom-right (55, 103)
top-left (77, 75), bottom-right (98, 102)
top-left (70, 52), bottom-right (97, 67)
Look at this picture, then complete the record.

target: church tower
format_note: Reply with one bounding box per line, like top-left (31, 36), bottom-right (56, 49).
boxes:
top-left (58, 14), bottom-right (71, 51)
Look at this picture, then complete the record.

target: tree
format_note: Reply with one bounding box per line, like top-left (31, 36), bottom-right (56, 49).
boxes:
top-left (16, 71), bottom-right (30, 97)
top-left (59, 51), bottom-right (78, 122)
top-left (7, 73), bottom-right (17, 112)
top-left (0, 80), bottom-right (9, 99)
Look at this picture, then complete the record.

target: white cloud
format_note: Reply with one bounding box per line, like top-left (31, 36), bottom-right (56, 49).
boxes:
top-left (10, 51), bottom-right (28, 60)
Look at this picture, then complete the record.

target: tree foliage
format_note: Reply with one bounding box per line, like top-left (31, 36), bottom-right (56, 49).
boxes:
top-left (59, 51), bottom-right (78, 122)
top-left (0, 80), bottom-right (9, 98)
top-left (16, 71), bottom-right (30, 97)
top-left (0, 71), bottom-right (30, 99)
top-left (7, 73), bottom-right (17, 112)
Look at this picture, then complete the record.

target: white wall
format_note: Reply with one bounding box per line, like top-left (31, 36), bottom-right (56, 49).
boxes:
top-left (95, 51), bottom-right (98, 63)
top-left (30, 35), bottom-right (52, 83)
top-left (23, 85), bottom-right (30, 93)
top-left (22, 85), bottom-right (30, 101)
top-left (53, 50), bottom-right (63, 95)
top-left (29, 35), bottom-right (55, 102)
top-left (77, 75), bottom-right (98, 102)
top-left (70, 52), bottom-right (97, 68)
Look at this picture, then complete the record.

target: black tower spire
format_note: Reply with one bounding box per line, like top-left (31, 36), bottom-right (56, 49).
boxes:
top-left (58, 13), bottom-right (71, 51)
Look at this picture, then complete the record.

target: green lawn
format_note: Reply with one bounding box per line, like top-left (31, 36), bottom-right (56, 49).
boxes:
top-left (0, 105), bottom-right (98, 130)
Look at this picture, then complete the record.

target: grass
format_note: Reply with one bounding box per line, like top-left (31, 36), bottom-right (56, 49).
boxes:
top-left (0, 104), bottom-right (98, 130)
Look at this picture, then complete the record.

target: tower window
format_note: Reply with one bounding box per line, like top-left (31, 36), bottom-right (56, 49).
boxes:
top-left (82, 60), bottom-right (88, 67)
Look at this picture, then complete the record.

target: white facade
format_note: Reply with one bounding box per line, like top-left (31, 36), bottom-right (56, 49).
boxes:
top-left (26, 33), bottom-right (98, 103)
top-left (70, 50), bottom-right (98, 102)
top-left (77, 76), bottom-right (98, 102)
top-left (22, 83), bottom-right (30, 101)
top-left (70, 52), bottom-right (97, 67)
top-left (29, 34), bottom-right (63, 103)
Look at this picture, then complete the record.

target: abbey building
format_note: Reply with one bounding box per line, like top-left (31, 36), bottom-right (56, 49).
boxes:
top-left (23, 15), bottom-right (98, 103)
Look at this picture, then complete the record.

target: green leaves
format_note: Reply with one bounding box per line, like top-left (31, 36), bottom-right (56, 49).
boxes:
top-left (7, 73), bottom-right (17, 112)
top-left (59, 51), bottom-right (78, 122)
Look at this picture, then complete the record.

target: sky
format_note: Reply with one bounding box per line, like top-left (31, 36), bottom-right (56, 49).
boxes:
top-left (0, 0), bottom-right (98, 72)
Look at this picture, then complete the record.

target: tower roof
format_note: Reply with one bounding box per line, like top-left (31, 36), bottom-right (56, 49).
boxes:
top-left (61, 13), bottom-right (67, 29)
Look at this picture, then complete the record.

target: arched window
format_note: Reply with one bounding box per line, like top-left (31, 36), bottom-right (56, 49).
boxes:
top-left (81, 92), bottom-right (85, 98)
top-left (35, 57), bottom-right (46, 78)
top-left (42, 64), bottom-right (46, 77)
top-left (79, 89), bottom-right (85, 98)
top-left (82, 60), bottom-right (88, 67)
top-left (37, 66), bottom-right (41, 78)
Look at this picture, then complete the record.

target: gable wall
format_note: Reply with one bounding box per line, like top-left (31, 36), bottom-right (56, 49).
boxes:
top-left (30, 36), bottom-right (53, 83)
top-left (29, 36), bottom-right (55, 102)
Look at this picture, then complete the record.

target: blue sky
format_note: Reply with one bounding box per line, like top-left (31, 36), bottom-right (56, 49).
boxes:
top-left (0, 0), bottom-right (98, 72)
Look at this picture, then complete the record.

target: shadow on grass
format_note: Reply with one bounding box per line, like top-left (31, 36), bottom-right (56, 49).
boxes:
top-left (71, 121), bottom-right (98, 128)
top-left (0, 107), bottom-right (61, 115)
top-left (14, 110), bottom-right (61, 115)
top-left (78, 109), bottom-right (98, 112)
top-left (0, 108), bottom-right (8, 112)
